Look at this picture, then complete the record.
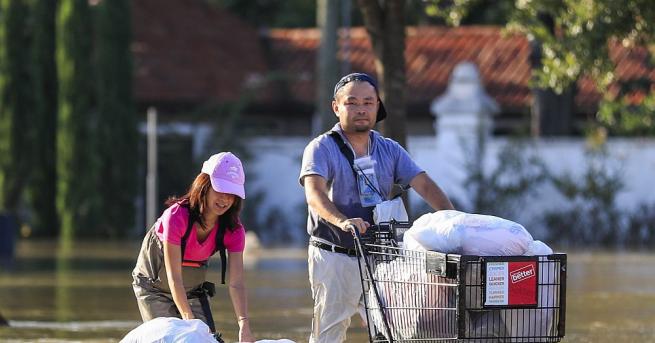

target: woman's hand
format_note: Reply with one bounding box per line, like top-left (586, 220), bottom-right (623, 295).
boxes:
top-left (238, 317), bottom-right (255, 342)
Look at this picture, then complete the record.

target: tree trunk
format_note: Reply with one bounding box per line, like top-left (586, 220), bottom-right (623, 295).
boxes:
top-left (0, 0), bottom-right (35, 215)
top-left (357, 0), bottom-right (407, 147)
top-left (31, 0), bottom-right (59, 236)
top-left (57, 0), bottom-right (99, 240)
top-left (95, 0), bottom-right (137, 237)
top-left (314, 0), bottom-right (340, 135)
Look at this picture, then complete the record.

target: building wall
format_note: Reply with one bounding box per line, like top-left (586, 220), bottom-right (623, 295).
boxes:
top-left (242, 135), bottom-right (655, 241)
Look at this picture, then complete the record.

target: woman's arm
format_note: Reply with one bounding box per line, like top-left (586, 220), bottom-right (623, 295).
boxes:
top-left (163, 242), bottom-right (194, 319)
top-left (227, 251), bottom-right (255, 342)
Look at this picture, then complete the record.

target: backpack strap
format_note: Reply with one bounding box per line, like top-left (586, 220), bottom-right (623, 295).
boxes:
top-left (328, 131), bottom-right (356, 178)
top-left (328, 130), bottom-right (409, 198)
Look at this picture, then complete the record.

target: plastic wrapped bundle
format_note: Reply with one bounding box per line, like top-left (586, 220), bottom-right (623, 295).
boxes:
top-left (405, 210), bottom-right (534, 256)
top-left (367, 256), bottom-right (456, 340)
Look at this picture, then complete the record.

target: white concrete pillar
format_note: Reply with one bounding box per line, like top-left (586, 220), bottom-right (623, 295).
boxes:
top-left (430, 62), bottom-right (499, 209)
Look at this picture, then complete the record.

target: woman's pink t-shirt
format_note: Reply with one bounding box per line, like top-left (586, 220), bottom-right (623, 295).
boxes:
top-left (155, 202), bottom-right (245, 261)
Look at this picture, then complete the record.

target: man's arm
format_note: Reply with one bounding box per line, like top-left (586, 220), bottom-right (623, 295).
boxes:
top-left (303, 174), bottom-right (370, 234)
top-left (409, 172), bottom-right (455, 211)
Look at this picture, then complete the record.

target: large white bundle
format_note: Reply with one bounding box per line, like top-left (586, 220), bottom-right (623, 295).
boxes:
top-left (120, 318), bottom-right (215, 343)
top-left (405, 210), bottom-right (533, 256)
top-left (120, 317), bottom-right (297, 343)
top-left (368, 257), bottom-right (456, 340)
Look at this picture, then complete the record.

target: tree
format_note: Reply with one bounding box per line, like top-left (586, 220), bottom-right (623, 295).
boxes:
top-left (314, 0), bottom-right (339, 136)
top-left (57, 0), bottom-right (100, 240)
top-left (430, 0), bottom-right (655, 136)
top-left (95, 0), bottom-right (137, 237)
top-left (357, 0), bottom-right (408, 147)
top-left (30, 0), bottom-right (59, 236)
top-left (0, 0), bottom-right (35, 216)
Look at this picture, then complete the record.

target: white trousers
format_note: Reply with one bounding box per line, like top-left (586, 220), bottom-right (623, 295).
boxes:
top-left (308, 245), bottom-right (365, 343)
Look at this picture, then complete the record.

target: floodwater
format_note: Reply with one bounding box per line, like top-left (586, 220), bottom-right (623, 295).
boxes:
top-left (0, 241), bottom-right (654, 343)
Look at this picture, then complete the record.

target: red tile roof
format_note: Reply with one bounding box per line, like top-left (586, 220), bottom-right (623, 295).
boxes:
top-left (130, 3), bottom-right (653, 117)
top-left (267, 26), bottom-right (654, 114)
top-left (131, 0), bottom-right (267, 106)
top-left (268, 26), bottom-right (533, 112)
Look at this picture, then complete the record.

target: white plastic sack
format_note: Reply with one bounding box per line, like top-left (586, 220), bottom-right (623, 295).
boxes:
top-left (120, 317), bottom-right (215, 343)
top-left (373, 197), bottom-right (409, 224)
top-left (404, 210), bottom-right (533, 256)
top-left (404, 210), bottom-right (463, 253)
top-left (368, 257), bottom-right (456, 340)
top-left (120, 317), bottom-right (297, 343)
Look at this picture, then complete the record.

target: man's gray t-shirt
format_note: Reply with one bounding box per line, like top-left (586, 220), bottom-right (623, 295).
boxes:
top-left (299, 124), bottom-right (423, 249)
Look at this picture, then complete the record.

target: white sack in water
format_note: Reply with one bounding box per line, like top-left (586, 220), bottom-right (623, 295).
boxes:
top-left (405, 210), bottom-right (533, 256)
top-left (120, 317), bottom-right (215, 343)
top-left (120, 317), bottom-right (297, 343)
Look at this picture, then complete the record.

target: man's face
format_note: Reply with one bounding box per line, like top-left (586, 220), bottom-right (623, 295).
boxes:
top-left (332, 81), bottom-right (378, 133)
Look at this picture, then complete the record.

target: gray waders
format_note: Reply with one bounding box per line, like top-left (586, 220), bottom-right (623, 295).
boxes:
top-left (131, 224), bottom-right (219, 333)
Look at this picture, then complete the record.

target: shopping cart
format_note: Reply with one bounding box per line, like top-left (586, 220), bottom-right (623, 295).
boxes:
top-left (352, 221), bottom-right (567, 343)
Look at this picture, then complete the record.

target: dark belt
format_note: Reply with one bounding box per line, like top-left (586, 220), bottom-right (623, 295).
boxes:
top-left (310, 240), bottom-right (358, 257)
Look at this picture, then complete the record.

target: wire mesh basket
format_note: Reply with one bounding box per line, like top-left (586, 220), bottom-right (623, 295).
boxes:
top-left (355, 221), bottom-right (566, 343)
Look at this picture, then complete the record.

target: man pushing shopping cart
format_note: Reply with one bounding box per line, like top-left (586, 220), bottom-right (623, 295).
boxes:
top-left (298, 72), bottom-right (455, 343)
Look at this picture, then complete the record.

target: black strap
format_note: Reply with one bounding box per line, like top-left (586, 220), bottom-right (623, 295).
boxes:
top-left (187, 282), bottom-right (217, 333)
top-left (214, 220), bottom-right (227, 285)
top-left (198, 290), bottom-right (216, 332)
top-left (328, 131), bottom-right (357, 178)
top-left (328, 130), bottom-right (386, 198)
top-left (180, 203), bottom-right (227, 285)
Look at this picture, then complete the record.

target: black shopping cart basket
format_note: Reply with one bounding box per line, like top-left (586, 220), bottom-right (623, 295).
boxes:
top-left (352, 221), bottom-right (566, 343)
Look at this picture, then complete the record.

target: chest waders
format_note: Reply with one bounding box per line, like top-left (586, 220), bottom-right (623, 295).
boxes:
top-left (132, 205), bottom-right (227, 336)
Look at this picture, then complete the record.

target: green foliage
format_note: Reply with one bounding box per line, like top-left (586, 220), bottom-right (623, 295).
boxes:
top-left (597, 91), bottom-right (655, 135)
top-left (427, 0), bottom-right (655, 136)
top-left (624, 202), bottom-right (655, 249)
top-left (57, 0), bottom-right (100, 239)
top-left (29, 0), bottom-right (58, 235)
top-left (544, 148), bottom-right (624, 247)
top-left (425, 0), bottom-right (514, 26)
top-left (464, 139), bottom-right (548, 219)
top-left (0, 0), bottom-right (35, 215)
top-left (94, 0), bottom-right (137, 238)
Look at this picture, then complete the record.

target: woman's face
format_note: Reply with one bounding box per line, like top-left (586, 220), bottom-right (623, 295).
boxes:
top-left (205, 188), bottom-right (236, 217)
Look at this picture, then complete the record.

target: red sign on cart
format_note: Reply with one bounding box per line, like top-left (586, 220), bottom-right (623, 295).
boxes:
top-left (484, 260), bottom-right (538, 307)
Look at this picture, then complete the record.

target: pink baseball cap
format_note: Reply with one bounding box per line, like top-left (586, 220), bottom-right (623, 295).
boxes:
top-left (201, 152), bottom-right (246, 199)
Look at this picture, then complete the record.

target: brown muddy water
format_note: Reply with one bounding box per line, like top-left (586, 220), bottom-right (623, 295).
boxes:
top-left (0, 241), bottom-right (654, 342)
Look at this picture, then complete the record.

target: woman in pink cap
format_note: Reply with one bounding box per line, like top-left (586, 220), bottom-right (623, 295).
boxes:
top-left (131, 152), bottom-right (255, 342)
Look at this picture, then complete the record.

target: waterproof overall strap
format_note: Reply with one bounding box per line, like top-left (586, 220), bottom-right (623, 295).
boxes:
top-left (214, 219), bottom-right (227, 284)
top-left (180, 206), bottom-right (196, 261)
top-left (180, 202), bottom-right (226, 284)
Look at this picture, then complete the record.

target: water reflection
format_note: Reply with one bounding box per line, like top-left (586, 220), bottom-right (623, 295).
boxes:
top-left (1, 241), bottom-right (654, 342)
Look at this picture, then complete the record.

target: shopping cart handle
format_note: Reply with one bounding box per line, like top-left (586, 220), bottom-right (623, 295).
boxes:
top-left (346, 224), bottom-right (362, 239)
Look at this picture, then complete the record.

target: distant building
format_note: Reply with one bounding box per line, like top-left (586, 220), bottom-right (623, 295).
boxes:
top-left (131, 0), bottom-right (654, 137)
